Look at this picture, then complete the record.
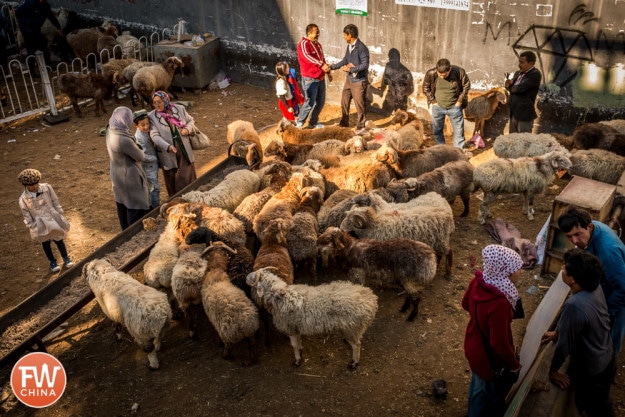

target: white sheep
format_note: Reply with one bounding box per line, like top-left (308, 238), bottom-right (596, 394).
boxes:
top-left (202, 243), bottom-right (260, 365)
top-left (493, 133), bottom-right (570, 158)
top-left (568, 148), bottom-right (625, 185)
top-left (473, 151), bottom-right (572, 223)
top-left (340, 192), bottom-right (455, 278)
top-left (84, 259), bottom-right (172, 370)
top-left (246, 267), bottom-right (378, 369)
top-left (171, 242), bottom-right (208, 337)
top-left (182, 169), bottom-right (261, 213)
top-left (143, 220), bottom-right (182, 289)
top-left (317, 227), bottom-right (437, 321)
top-left (133, 57), bottom-right (184, 107)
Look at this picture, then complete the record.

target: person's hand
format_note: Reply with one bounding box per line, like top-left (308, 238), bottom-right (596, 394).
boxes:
top-left (287, 107), bottom-right (293, 113)
top-left (549, 370), bottom-right (570, 390)
top-left (505, 79), bottom-right (512, 88)
top-left (340, 65), bottom-right (350, 73)
top-left (322, 63), bottom-right (330, 72)
top-left (327, 72), bottom-right (332, 82)
top-left (168, 145), bottom-right (177, 153)
top-left (541, 330), bottom-right (558, 344)
top-left (181, 128), bottom-right (189, 136)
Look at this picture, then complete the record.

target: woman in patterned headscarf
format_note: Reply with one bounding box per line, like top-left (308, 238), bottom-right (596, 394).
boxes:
top-left (106, 106), bottom-right (150, 230)
top-left (148, 90), bottom-right (197, 196)
top-left (462, 244), bottom-right (524, 417)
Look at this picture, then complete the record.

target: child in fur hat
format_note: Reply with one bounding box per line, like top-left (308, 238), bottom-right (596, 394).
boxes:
top-left (18, 169), bottom-right (73, 273)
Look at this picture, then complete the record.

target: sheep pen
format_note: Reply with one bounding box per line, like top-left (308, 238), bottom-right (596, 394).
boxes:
top-left (3, 84), bottom-right (620, 417)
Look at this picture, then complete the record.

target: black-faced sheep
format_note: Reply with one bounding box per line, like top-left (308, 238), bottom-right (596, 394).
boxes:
top-left (473, 151), bottom-right (572, 224)
top-left (133, 56), bottom-right (184, 107)
top-left (375, 144), bottom-right (467, 179)
top-left (317, 227), bottom-right (437, 321)
top-left (568, 148), bottom-right (625, 185)
top-left (201, 243), bottom-right (259, 365)
top-left (570, 122), bottom-right (625, 156)
top-left (340, 191), bottom-right (455, 277)
top-left (227, 120), bottom-right (263, 167)
top-left (84, 259), bottom-right (172, 370)
top-left (171, 242), bottom-right (207, 337)
top-left (463, 88), bottom-right (507, 136)
top-left (185, 226), bottom-right (255, 298)
top-left (286, 186), bottom-right (324, 282)
top-left (57, 71), bottom-right (119, 117)
top-left (493, 133), bottom-right (570, 158)
top-left (276, 118), bottom-right (357, 145)
top-left (382, 160), bottom-right (475, 217)
top-left (246, 267), bottom-right (378, 369)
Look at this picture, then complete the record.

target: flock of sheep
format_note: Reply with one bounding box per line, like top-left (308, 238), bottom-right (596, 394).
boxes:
top-left (80, 107), bottom-right (625, 371)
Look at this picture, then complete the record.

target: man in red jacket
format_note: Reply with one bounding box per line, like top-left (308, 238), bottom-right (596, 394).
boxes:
top-left (296, 23), bottom-right (331, 129)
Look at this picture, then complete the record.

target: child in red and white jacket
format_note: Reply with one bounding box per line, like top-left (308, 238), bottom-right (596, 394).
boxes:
top-left (275, 61), bottom-right (304, 122)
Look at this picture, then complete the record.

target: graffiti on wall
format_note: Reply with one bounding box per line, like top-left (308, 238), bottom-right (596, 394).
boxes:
top-left (482, 3), bottom-right (624, 107)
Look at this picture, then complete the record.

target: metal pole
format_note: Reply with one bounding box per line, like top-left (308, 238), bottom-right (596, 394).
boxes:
top-left (35, 51), bottom-right (58, 116)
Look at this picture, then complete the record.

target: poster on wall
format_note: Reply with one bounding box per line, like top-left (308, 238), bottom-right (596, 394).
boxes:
top-left (336, 0), bottom-right (368, 16)
top-left (395, 0), bottom-right (470, 11)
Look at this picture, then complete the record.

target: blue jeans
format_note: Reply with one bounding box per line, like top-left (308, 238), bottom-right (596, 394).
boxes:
top-left (297, 77), bottom-right (326, 127)
top-left (431, 103), bottom-right (465, 148)
top-left (467, 373), bottom-right (508, 417)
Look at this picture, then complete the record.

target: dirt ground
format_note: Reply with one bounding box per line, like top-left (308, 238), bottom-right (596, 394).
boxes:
top-left (0, 83), bottom-right (623, 417)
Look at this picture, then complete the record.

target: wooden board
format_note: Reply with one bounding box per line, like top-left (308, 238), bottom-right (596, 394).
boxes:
top-left (506, 272), bottom-right (570, 403)
top-left (505, 341), bottom-right (552, 417)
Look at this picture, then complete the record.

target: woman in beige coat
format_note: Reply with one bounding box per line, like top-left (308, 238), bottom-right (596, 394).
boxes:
top-left (18, 168), bottom-right (73, 273)
top-left (148, 91), bottom-right (197, 196)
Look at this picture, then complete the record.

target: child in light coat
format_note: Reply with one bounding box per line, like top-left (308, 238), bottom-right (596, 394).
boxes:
top-left (133, 109), bottom-right (160, 210)
top-left (18, 169), bottom-right (73, 273)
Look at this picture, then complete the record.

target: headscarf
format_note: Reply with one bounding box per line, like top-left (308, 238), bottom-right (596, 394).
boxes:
top-left (481, 244), bottom-right (523, 307)
top-left (108, 107), bottom-right (133, 133)
top-left (152, 91), bottom-right (186, 129)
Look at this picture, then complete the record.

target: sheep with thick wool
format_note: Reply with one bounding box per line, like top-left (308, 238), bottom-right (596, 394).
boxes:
top-left (375, 144), bottom-right (467, 179)
top-left (84, 259), bottom-right (172, 370)
top-left (568, 148), bottom-right (625, 185)
top-left (317, 189), bottom-right (359, 232)
top-left (227, 120), bottom-right (263, 167)
top-left (182, 169), bottom-right (261, 213)
top-left (340, 192), bottom-right (455, 277)
top-left (317, 227), bottom-right (437, 321)
top-left (382, 160), bottom-right (475, 216)
top-left (133, 57), bottom-right (184, 107)
top-left (201, 243), bottom-right (259, 365)
top-left (276, 118), bottom-right (357, 145)
top-left (286, 186), bottom-right (324, 282)
top-left (143, 220), bottom-right (183, 289)
top-left (57, 71), bottom-right (119, 117)
top-left (121, 60), bottom-right (155, 106)
top-left (473, 151), bottom-right (572, 224)
top-left (264, 139), bottom-right (350, 165)
top-left (493, 133), bottom-right (570, 158)
top-left (570, 122), bottom-right (625, 156)
top-left (233, 162), bottom-right (292, 234)
top-left (171, 242), bottom-right (208, 337)
top-left (246, 267), bottom-right (378, 369)
top-left (463, 88), bottom-right (507, 136)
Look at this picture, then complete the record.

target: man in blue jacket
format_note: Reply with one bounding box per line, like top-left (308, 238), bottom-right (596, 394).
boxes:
top-left (558, 207), bottom-right (625, 354)
top-left (15, 0), bottom-right (62, 74)
top-left (330, 24), bottom-right (369, 135)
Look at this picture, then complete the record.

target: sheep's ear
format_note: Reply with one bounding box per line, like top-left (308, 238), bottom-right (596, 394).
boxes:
top-left (353, 213), bottom-right (366, 229)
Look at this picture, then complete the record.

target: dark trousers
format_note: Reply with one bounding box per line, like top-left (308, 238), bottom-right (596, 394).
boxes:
top-left (339, 78), bottom-right (367, 129)
top-left (509, 115), bottom-right (533, 133)
top-left (42, 239), bottom-right (68, 262)
top-left (162, 156), bottom-right (197, 197)
top-left (116, 202), bottom-right (149, 231)
top-left (573, 354), bottom-right (616, 417)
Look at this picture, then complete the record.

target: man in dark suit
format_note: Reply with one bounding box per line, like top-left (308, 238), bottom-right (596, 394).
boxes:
top-left (330, 24), bottom-right (369, 135)
top-left (505, 51), bottom-right (542, 133)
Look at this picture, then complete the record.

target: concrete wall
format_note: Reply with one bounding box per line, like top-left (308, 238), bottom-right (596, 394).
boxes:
top-left (7, 0), bottom-right (625, 131)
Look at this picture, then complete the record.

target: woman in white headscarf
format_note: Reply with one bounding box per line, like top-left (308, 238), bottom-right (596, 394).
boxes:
top-left (106, 106), bottom-right (150, 230)
top-left (462, 244), bottom-right (524, 417)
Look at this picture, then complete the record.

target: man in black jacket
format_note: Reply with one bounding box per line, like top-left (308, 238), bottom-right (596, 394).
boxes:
top-left (422, 58), bottom-right (470, 150)
top-left (505, 51), bottom-right (542, 133)
top-left (15, 0), bottom-right (62, 75)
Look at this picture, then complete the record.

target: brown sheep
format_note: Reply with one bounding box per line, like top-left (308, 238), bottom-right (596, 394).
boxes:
top-left (276, 118), bottom-right (356, 145)
top-left (317, 227), bottom-right (437, 321)
top-left (57, 71), bottom-right (119, 117)
top-left (570, 122), bottom-right (625, 156)
top-left (375, 144), bottom-right (467, 179)
top-left (227, 120), bottom-right (263, 167)
top-left (463, 88), bottom-right (507, 136)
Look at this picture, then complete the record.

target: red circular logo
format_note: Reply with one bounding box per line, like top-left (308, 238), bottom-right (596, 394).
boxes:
top-left (10, 352), bottom-right (67, 408)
